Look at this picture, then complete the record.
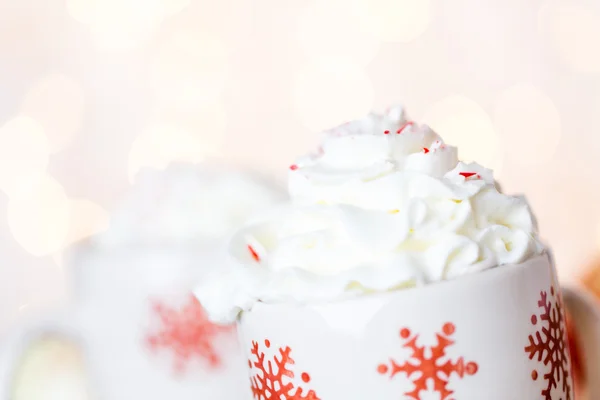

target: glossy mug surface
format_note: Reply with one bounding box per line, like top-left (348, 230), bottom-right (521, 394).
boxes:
top-left (238, 253), bottom-right (574, 400)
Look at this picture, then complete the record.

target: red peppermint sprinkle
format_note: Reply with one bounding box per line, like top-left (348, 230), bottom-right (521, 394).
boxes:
top-left (397, 121), bottom-right (415, 134)
top-left (384, 130), bottom-right (390, 134)
top-left (459, 172), bottom-right (477, 178)
top-left (289, 164), bottom-right (298, 171)
top-left (248, 245), bottom-right (260, 262)
top-left (423, 147), bottom-right (430, 154)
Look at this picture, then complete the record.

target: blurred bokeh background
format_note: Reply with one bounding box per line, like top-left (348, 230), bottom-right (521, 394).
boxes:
top-left (1, 0), bottom-right (600, 394)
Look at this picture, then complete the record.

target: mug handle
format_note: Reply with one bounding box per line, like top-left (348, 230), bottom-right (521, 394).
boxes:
top-left (562, 286), bottom-right (600, 400)
top-left (0, 309), bottom-right (83, 399)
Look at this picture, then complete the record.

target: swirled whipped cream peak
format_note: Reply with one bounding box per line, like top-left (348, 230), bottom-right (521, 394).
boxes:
top-left (195, 106), bottom-right (544, 324)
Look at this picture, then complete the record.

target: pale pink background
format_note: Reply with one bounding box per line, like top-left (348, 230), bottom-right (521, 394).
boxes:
top-left (1, 0), bottom-right (599, 338)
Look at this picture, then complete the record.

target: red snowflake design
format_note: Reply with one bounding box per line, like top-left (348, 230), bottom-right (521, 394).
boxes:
top-left (146, 295), bottom-right (233, 374)
top-left (525, 286), bottom-right (573, 400)
top-left (378, 322), bottom-right (478, 400)
top-left (248, 339), bottom-right (320, 400)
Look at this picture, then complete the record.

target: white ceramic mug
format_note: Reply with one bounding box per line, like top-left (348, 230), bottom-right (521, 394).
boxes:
top-left (0, 242), bottom-right (250, 400)
top-left (237, 253), bottom-right (577, 400)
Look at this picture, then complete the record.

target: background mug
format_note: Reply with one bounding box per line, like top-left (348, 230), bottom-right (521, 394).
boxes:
top-left (238, 253), bottom-right (583, 400)
top-left (0, 242), bottom-right (250, 400)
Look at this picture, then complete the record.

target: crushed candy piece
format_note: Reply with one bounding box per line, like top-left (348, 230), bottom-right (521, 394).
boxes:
top-left (396, 121), bottom-right (414, 134)
top-left (248, 245), bottom-right (261, 262)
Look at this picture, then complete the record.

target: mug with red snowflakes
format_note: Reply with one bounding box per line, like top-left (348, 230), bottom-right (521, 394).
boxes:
top-left (0, 243), bottom-right (251, 400)
top-left (237, 253), bottom-right (578, 400)
top-left (0, 164), bottom-right (285, 400)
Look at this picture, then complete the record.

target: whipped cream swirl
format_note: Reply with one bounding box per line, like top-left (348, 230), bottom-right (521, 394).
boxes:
top-left (196, 106), bottom-right (543, 324)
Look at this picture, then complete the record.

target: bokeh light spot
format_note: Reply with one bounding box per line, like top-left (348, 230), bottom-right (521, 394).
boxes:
top-left (65, 199), bottom-right (110, 246)
top-left (296, 0), bottom-right (380, 66)
top-left (22, 74), bottom-right (85, 154)
top-left (494, 83), bottom-right (561, 165)
top-left (0, 116), bottom-right (50, 196)
top-left (67, 0), bottom-right (165, 50)
top-left (292, 60), bottom-right (374, 132)
top-left (160, 0), bottom-right (190, 16)
top-left (422, 95), bottom-right (501, 172)
top-left (128, 114), bottom-right (225, 182)
top-left (151, 31), bottom-right (229, 110)
top-left (538, 1), bottom-right (600, 74)
top-left (354, 0), bottom-right (432, 43)
top-left (7, 175), bottom-right (70, 257)
top-left (65, 0), bottom-right (93, 24)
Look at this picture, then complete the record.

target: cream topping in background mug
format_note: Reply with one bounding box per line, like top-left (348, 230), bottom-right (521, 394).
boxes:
top-left (95, 162), bottom-right (286, 247)
top-left (0, 163), bottom-right (286, 400)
